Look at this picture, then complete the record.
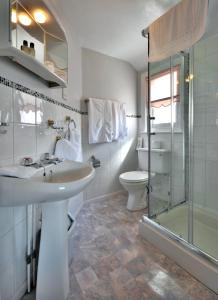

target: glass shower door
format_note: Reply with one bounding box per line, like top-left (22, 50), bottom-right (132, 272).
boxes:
top-left (148, 57), bottom-right (172, 218)
top-left (148, 53), bottom-right (188, 242)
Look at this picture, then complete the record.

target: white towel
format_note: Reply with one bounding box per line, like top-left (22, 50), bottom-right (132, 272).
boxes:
top-left (55, 138), bottom-right (78, 161)
top-left (104, 100), bottom-right (113, 142)
top-left (69, 126), bottom-right (82, 162)
top-left (0, 165), bottom-right (38, 179)
top-left (88, 98), bottom-right (113, 144)
top-left (112, 101), bottom-right (120, 141)
top-left (119, 103), bottom-right (128, 138)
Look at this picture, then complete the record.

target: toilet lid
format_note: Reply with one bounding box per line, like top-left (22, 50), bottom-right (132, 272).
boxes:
top-left (119, 171), bottom-right (149, 183)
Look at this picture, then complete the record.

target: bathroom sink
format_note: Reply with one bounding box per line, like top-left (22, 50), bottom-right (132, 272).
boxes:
top-left (0, 160), bottom-right (95, 207)
top-left (0, 160), bottom-right (95, 300)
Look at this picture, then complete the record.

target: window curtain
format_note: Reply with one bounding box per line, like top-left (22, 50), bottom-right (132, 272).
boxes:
top-left (148, 0), bottom-right (208, 63)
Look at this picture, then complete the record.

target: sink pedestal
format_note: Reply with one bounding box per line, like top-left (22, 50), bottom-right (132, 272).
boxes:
top-left (36, 201), bottom-right (69, 300)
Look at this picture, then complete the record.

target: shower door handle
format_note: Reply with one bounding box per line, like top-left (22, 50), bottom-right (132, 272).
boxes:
top-left (146, 184), bottom-right (153, 195)
top-left (148, 116), bottom-right (156, 135)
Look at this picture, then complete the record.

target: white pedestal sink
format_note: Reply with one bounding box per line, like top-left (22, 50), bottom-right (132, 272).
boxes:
top-left (0, 161), bottom-right (95, 300)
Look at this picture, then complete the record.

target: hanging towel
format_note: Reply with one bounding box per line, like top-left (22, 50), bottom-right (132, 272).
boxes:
top-left (69, 124), bottom-right (83, 162)
top-left (104, 100), bottom-right (113, 142)
top-left (0, 165), bottom-right (38, 179)
top-left (119, 103), bottom-right (128, 138)
top-left (55, 138), bottom-right (78, 161)
top-left (88, 98), bottom-right (113, 144)
top-left (112, 101), bottom-right (120, 141)
top-left (88, 98), bottom-right (104, 144)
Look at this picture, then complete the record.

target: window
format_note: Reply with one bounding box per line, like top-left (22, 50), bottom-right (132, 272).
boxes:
top-left (150, 66), bottom-right (180, 126)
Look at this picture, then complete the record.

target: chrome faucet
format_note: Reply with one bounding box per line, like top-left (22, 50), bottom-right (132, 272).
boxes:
top-left (40, 153), bottom-right (61, 166)
top-left (21, 157), bottom-right (33, 166)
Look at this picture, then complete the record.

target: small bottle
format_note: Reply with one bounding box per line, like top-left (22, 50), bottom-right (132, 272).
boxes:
top-left (29, 42), bottom-right (35, 57)
top-left (21, 40), bottom-right (29, 54)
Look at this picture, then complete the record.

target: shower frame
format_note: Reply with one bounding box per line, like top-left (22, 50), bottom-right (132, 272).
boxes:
top-left (140, 33), bottom-right (218, 293)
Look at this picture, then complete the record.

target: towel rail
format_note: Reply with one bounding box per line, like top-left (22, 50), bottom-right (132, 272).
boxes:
top-left (84, 99), bottom-right (141, 118)
top-left (84, 98), bottom-right (119, 103)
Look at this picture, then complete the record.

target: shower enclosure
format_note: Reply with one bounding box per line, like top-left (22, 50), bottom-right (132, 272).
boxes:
top-left (140, 0), bottom-right (218, 293)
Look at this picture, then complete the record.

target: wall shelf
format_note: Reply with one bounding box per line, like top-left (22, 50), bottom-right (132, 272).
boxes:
top-left (0, 47), bottom-right (66, 87)
top-left (0, 0), bottom-right (68, 88)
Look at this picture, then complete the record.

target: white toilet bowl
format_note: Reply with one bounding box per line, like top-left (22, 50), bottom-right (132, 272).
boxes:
top-left (119, 171), bottom-right (149, 211)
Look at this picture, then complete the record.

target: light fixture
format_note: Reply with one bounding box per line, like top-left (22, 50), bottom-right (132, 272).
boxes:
top-left (18, 13), bottom-right (32, 26)
top-left (185, 74), bottom-right (194, 83)
top-left (33, 9), bottom-right (47, 24)
top-left (189, 74), bottom-right (194, 81)
top-left (11, 9), bottom-right (17, 23)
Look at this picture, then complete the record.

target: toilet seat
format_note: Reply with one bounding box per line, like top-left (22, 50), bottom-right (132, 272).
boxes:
top-left (119, 171), bottom-right (149, 183)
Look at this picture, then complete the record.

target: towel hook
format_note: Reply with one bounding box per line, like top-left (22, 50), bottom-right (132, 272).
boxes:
top-left (65, 116), bottom-right (76, 141)
top-left (65, 116), bottom-right (76, 129)
top-left (47, 120), bottom-right (64, 131)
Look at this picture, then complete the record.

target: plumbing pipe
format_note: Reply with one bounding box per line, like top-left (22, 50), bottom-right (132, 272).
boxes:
top-left (32, 204), bottom-right (37, 287)
top-left (26, 205), bottom-right (33, 293)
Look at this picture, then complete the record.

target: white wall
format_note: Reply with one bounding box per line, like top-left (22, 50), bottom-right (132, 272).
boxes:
top-left (0, 26), bottom-right (82, 300)
top-left (81, 48), bottom-right (138, 200)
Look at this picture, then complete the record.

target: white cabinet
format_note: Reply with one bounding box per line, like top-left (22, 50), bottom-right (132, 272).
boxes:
top-left (0, 0), bottom-right (68, 88)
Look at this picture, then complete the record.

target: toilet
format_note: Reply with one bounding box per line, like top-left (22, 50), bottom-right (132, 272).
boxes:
top-left (119, 148), bottom-right (169, 211)
top-left (119, 170), bottom-right (149, 211)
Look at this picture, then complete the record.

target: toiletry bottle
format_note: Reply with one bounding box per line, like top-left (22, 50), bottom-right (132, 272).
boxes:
top-left (21, 40), bottom-right (29, 54)
top-left (29, 42), bottom-right (35, 57)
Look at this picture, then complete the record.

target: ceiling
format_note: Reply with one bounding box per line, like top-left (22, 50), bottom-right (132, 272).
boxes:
top-left (46, 0), bottom-right (181, 71)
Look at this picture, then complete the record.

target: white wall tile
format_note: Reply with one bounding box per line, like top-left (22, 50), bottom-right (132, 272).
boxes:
top-left (0, 263), bottom-right (14, 300)
top-left (13, 207), bottom-right (26, 225)
top-left (205, 178), bottom-right (218, 212)
top-left (0, 231), bottom-right (14, 270)
top-left (36, 124), bottom-right (57, 157)
top-left (36, 98), bottom-right (57, 125)
top-left (192, 34), bottom-right (218, 215)
top-left (14, 91), bottom-right (36, 125)
top-left (206, 143), bottom-right (218, 161)
top-left (0, 158), bottom-right (13, 167)
top-left (14, 220), bottom-right (27, 290)
top-left (0, 85), bottom-right (13, 123)
top-left (14, 124), bottom-right (37, 159)
top-left (0, 124), bottom-right (13, 160)
top-left (0, 208), bottom-right (13, 237)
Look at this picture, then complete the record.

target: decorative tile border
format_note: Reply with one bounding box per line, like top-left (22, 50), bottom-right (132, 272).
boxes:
top-left (0, 76), bottom-right (84, 115)
top-left (0, 76), bottom-right (141, 118)
top-left (82, 112), bottom-right (141, 118)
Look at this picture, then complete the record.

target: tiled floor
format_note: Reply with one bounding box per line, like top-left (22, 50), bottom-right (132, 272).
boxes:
top-left (67, 193), bottom-right (218, 300)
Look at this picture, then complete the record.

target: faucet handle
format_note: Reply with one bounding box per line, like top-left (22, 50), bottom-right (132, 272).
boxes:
top-left (21, 157), bottom-right (33, 166)
top-left (44, 153), bottom-right (50, 160)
